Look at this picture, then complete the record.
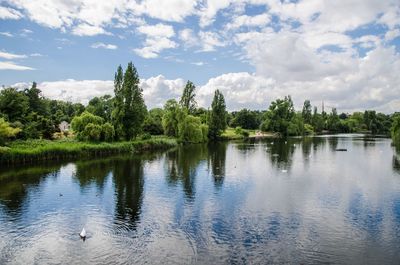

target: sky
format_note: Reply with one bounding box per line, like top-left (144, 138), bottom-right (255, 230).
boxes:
top-left (0, 0), bottom-right (399, 113)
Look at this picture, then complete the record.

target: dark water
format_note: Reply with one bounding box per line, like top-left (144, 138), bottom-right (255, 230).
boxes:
top-left (1, 135), bottom-right (400, 264)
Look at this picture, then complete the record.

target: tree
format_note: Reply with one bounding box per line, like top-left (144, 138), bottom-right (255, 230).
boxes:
top-left (230, 109), bottom-right (259, 129)
top-left (312, 107), bottom-right (325, 133)
top-left (71, 111), bottom-right (104, 141)
top-left (302, 100), bottom-right (312, 124)
top-left (162, 99), bottom-right (181, 137)
top-left (178, 115), bottom-right (207, 143)
top-left (208, 90), bottom-right (227, 140)
top-left (327, 108), bottom-right (341, 132)
top-left (86, 95), bottom-right (113, 122)
top-left (391, 114), bottom-right (400, 146)
top-left (0, 88), bottom-right (29, 122)
top-left (24, 82), bottom-right (47, 116)
top-left (265, 96), bottom-right (295, 136)
top-left (112, 65), bottom-right (124, 139)
top-left (112, 62), bottom-right (147, 140)
top-left (0, 118), bottom-right (21, 145)
top-left (180, 80), bottom-right (196, 114)
top-left (143, 108), bottom-right (164, 135)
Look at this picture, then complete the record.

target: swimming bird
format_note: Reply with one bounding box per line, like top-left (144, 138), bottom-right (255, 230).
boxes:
top-left (80, 228), bottom-right (86, 240)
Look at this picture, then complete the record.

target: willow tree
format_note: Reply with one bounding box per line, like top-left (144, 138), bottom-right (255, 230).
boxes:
top-left (112, 62), bottom-right (147, 140)
top-left (180, 80), bottom-right (196, 114)
top-left (208, 89), bottom-right (227, 140)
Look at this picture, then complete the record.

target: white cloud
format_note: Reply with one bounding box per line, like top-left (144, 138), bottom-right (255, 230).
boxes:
top-left (385, 28), bottom-right (400, 41)
top-left (30, 53), bottom-right (43, 57)
top-left (90, 42), bottom-right (118, 50)
top-left (0, 6), bottom-right (22, 19)
top-left (225, 13), bottom-right (270, 30)
top-left (136, 23), bottom-right (175, 38)
top-left (128, 0), bottom-right (198, 22)
top-left (179, 28), bottom-right (198, 48)
top-left (191, 61), bottom-right (205, 66)
top-left (0, 31), bottom-right (13, 37)
top-left (72, 23), bottom-right (111, 36)
top-left (134, 23), bottom-right (177, 58)
top-left (0, 51), bottom-right (27, 59)
top-left (0, 61), bottom-right (34, 70)
top-left (10, 76), bottom-right (185, 107)
top-left (198, 31), bottom-right (225, 51)
top-left (198, 0), bottom-right (233, 27)
top-left (141, 75), bottom-right (185, 108)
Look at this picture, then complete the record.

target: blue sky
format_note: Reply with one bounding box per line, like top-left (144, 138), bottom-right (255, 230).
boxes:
top-left (0, 0), bottom-right (399, 112)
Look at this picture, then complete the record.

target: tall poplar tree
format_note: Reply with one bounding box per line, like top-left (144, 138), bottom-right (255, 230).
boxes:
top-left (112, 65), bottom-right (124, 139)
top-left (112, 62), bottom-right (147, 140)
top-left (179, 81), bottom-right (196, 114)
top-left (208, 89), bottom-right (227, 140)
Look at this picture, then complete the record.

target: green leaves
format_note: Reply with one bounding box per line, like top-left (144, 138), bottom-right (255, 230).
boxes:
top-left (209, 89), bottom-right (226, 140)
top-left (112, 62), bottom-right (147, 140)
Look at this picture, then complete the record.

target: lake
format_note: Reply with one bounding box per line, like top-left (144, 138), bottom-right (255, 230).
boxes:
top-left (1, 135), bottom-right (400, 264)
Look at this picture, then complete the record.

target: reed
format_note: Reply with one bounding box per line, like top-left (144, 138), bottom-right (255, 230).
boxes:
top-left (0, 137), bottom-right (177, 165)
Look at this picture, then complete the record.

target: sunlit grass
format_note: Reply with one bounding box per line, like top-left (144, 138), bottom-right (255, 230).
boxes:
top-left (0, 137), bottom-right (177, 164)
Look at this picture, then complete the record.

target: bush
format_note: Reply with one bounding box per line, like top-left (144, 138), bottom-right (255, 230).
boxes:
top-left (304, 123), bottom-right (315, 135)
top-left (82, 123), bottom-right (102, 141)
top-left (140, 132), bottom-right (151, 140)
top-left (178, 115), bottom-right (206, 143)
top-left (101, 123), bottom-right (115, 142)
top-left (235, 126), bottom-right (243, 135)
top-left (200, 124), bottom-right (209, 142)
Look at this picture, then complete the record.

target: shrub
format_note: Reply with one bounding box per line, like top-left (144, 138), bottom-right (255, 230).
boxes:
top-left (140, 132), bottom-right (151, 140)
top-left (82, 123), bottom-right (102, 141)
top-left (101, 123), bottom-right (115, 142)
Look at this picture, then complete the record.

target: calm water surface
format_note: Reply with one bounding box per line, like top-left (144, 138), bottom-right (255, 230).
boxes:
top-left (1, 135), bottom-right (400, 264)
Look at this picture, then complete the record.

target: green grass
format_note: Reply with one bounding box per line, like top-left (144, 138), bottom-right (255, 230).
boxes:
top-left (0, 137), bottom-right (177, 165)
top-left (221, 128), bottom-right (258, 140)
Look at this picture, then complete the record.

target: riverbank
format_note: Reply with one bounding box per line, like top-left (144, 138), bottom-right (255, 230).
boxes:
top-left (0, 137), bottom-right (177, 165)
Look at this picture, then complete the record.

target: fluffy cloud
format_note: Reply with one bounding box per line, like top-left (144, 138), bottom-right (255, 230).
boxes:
top-left (90, 42), bottom-right (118, 50)
top-left (72, 23), bottom-right (111, 36)
top-left (10, 76), bottom-right (185, 107)
top-left (0, 51), bottom-right (27, 59)
top-left (0, 61), bottom-right (34, 70)
top-left (134, 23), bottom-right (177, 58)
top-left (0, 5), bottom-right (22, 19)
top-left (0, 31), bottom-right (13, 37)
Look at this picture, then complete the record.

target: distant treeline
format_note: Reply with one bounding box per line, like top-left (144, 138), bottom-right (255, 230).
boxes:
top-left (1, 61), bottom-right (400, 146)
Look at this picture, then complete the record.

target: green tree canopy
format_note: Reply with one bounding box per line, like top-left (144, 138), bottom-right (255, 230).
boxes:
top-left (208, 89), bottom-right (227, 140)
top-left (180, 81), bottom-right (196, 114)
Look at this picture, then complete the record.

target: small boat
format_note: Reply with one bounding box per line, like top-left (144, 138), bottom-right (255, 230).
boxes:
top-left (80, 228), bottom-right (86, 239)
top-left (335, 148), bottom-right (347, 152)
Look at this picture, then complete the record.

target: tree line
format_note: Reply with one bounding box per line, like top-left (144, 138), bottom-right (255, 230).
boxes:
top-left (0, 61), bottom-right (399, 146)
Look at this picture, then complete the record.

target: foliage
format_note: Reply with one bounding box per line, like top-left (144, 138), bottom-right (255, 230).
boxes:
top-left (0, 87), bottom-right (29, 122)
top-left (179, 80), bottom-right (197, 114)
top-left (143, 108), bottom-right (164, 135)
top-left (0, 118), bottom-right (21, 145)
top-left (230, 109), bottom-right (260, 129)
top-left (86, 95), bottom-right (113, 122)
top-left (265, 96), bottom-right (295, 136)
top-left (391, 114), bottom-right (400, 146)
top-left (101, 123), bottom-right (115, 142)
top-left (112, 62), bottom-right (147, 140)
top-left (162, 99), bottom-right (181, 137)
top-left (302, 100), bottom-right (312, 124)
top-left (208, 90), bottom-right (227, 140)
top-left (82, 123), bottom-right (102, 141)
top-left (0, 138), bottom-right (177, 164)
top-left (178, 115), bottom-right (206, 143)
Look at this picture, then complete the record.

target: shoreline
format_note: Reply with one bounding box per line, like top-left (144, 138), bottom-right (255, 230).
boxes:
top-left (0, 137), bottom-right (177, 165)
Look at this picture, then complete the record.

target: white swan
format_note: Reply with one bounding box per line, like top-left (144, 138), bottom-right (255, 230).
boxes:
top-left (80, 228), bottom-right (86, 239)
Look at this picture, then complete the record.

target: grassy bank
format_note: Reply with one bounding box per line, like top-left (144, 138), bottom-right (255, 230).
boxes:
top-left (0, 137), bottom-right (177, 165)
top-left (221, 128), bottom-right (277, 140)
